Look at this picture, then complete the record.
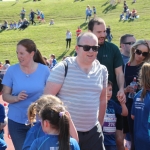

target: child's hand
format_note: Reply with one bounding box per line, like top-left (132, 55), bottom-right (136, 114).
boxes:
top-left (118, 96), bottom-right (126, 104)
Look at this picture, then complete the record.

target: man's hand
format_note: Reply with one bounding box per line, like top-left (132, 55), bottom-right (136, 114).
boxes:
top-left (117, 90), bottom-right (126, 104)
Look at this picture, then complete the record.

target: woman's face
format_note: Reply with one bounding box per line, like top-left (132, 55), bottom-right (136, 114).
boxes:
top-left (134, 44), bottom-right (149, 63)
top-left (16, 44), bottom-right (34, 66)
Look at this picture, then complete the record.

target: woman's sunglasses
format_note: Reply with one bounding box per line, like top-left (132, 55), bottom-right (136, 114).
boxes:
top-left (78, 45), bottom-right (99, 52)
top-left (135, 49), bottom-right (149, 57)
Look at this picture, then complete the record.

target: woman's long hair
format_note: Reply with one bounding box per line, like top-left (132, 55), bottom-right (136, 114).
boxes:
top-left (40, 104), bottom-right (70, 150)
top-left (138, 63), bottom-right (150, 100)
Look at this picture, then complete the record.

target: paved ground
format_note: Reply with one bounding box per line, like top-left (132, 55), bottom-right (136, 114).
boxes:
top-left (0, 95), bottom-right (14, 150)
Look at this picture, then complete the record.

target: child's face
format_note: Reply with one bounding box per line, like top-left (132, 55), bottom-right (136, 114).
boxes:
top-left (107, 85), bottom-right (112, 101)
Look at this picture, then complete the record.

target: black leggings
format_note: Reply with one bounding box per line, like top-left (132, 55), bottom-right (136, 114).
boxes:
top-left (31, 18), bottom-right (36, 25)
top-left (66, 38), bottom-right (71, 48)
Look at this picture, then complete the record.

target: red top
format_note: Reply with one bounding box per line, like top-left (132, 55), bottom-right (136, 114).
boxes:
top-left (76, 29), bottom-right (82, 37)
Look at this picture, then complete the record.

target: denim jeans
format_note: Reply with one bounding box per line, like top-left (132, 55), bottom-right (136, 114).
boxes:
top-left (8, 119), bottom-right (30, 150)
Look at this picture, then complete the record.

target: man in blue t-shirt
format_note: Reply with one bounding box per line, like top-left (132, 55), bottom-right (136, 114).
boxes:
top-left (103, 81), bottom-right (128, 150)
top-left (0, 79), bottom-right (7, 150)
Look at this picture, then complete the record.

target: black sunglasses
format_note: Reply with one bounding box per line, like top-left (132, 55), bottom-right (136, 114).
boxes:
top-left (135, 49), bottom-right (149, 57)
top-left (78, 45), bottom-right (99, 52)
top-left (123, 42), bottom-right (135, 45)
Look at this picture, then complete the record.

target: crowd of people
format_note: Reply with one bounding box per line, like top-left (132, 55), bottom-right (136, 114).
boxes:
top-left (120, 1), bottom-right (139, 21)
top-left (0, 1), bottom-right (149, 150)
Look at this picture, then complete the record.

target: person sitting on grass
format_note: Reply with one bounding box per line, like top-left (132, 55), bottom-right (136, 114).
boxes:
top-left (18, 18), bottom-right (29, 30)
top-left (1, 20), bottom-right (8, 30)
top-left (120, 12), bottom-right (125, 20)
top-left (131, 8), bottom-right (137, 18)
top-left (49, 19), bottom-right (54, 25)
top-left (0, 78), bottom-right (7, 150)
top-left (9, 22), bottom-right (13, 30)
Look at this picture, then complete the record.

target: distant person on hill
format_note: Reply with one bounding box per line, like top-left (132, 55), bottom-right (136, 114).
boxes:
top-left (36, 9), bottom-right (41, 21)
top-left (49, 19), bottom-right (54, 25)
top-left (106, 25), bottom-right (113, 43)
top-left (124, 4), bottom-right (128, 13)
top-left (132, 0), bottom-right (136, 3)
top-left (9, 22), bottom-right (14, 30)
top-left (17, 19), bottom-right (23, 29)
top-left (85, 5), bottom-right (92, 22)
top-left (0, 78), bottom-right (7, 150)
top-left (110, 0), bottom-right (116, 6)
top-left (1, 20), bottom-right (8, 30)
top-left (66, 29), bottom-right (72, 50)
top-left (120, 12), bottom-right (125, 20)
top-left (20, 7), bottom-right (26, 20)
top-left (93, 6), bottom-right (96, 17)
top-left (30, 9), bottom-right (36, 25)
top-left (49, 54), bottom-right (57, 69)
top-left (39, 11), bottom-right (45, 23)
top-left (131, 8), bottom-right (137, 18)
top-left (76, 26), bottom-right (82, 44)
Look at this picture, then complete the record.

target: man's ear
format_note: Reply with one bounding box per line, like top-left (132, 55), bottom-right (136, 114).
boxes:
top-left (75, 45), bottom-right (79, 53)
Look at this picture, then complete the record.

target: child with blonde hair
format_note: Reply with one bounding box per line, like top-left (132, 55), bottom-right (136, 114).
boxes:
top-left (23, 95), bottom-right (78, 150)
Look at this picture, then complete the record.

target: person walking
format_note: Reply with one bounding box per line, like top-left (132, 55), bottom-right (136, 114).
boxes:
top-left (66, 29), bottom-right (72, 50)
top-left (44, 32), bottom-right (108, 150)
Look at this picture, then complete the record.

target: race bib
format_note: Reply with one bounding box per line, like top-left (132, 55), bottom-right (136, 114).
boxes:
top-left (103, 113), bottom-right (116, 134)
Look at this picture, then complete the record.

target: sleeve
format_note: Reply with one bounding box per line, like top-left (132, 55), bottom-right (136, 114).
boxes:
top-left (22, 128), bottom-right (36, 150)
top-left (111, 101), bottom-right (122, 115)
top-left (29, 139), bottom-right (38, 150)
top-left (0, 105), bottom-right (5, 123)
top-left (113, 45), bottom-right (124, 69)
top-left (102, 66), bottom-right (108, 88)
top-left (47, 62), bottom-right (65, 84)
top-left (2, 67), bottom-right (13, 88)
top-left (70, 139), bottom-right (80, 150)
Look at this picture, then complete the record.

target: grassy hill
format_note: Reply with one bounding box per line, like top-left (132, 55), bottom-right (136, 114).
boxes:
top-left (0, 0), bottom-right (150, 64)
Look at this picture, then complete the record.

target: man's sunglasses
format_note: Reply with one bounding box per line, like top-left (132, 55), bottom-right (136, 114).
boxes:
top-left (78, 45), bottom-right (99, 52)
top-left (123, 42), bottom-right (135, 45)
top-left (135, 49), bottom-right (149, 57)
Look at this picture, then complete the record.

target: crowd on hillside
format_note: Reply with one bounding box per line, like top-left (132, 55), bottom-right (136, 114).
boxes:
top-left (0, 1), bottom-right (149, 150)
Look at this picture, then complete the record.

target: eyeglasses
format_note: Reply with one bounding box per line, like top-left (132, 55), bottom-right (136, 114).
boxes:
top-left (135, 49), bottom-right (149, 57)
top-left (78, 45), bottom-right (99, 52)
top-left (123, 42), bottom-right (135, 45)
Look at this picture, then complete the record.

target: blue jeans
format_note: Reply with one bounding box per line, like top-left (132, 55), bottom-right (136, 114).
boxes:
top-left (105, 145), bottom-right (117, 150)
top-left (8, 119), bottom-right (30, 150)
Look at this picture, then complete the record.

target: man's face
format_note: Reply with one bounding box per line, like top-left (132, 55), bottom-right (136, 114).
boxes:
top-left (76, 36), bottom-right (98, 65)
top-left (92, 23), bottom-right (106, 45)
top-left (123, 37), bottom-right (136, 54)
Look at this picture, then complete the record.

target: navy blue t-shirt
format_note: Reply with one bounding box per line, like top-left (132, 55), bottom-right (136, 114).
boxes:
top-left (103, 100), bottom-right (122, 146)
top-left (0, 104), bottom-right (5, 123)
top-left (131, 90), bottom-right (150, 150)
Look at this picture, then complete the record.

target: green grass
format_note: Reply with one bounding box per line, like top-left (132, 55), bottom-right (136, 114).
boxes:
top-left (0, 0), bottom-right (150, 64)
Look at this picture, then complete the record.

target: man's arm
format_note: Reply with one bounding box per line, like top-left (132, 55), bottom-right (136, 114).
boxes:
top-left (44, 82), bottom-right (62, 95)
top-left (115, 66), bottom-right (126, 102)
top-left (98, 87), bottom-right (107, 126)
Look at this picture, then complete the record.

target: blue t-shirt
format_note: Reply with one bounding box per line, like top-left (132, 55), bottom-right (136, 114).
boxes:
top-left (131, 90), bottom-right (150, 150)
top-left (2, 63), bottom-right (50, 124)
top-left (22, 122), bottom-right (45, 150)
top-left (103, 100), bottom-right (122, 146)
top-left (30, 134), bottom-right (80, 150)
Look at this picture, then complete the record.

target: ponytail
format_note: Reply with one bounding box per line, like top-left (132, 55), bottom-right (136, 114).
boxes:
top-left (34, 49), bottom-right (46, 65)
top-left (59, 114), bottom-right (70, 150)
top-left (27, 103), bottom-right (37, 126)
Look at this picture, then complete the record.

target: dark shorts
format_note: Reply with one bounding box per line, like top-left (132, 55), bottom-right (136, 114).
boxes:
top-left (78, 123), bottom-right (105, 150)
top-left (94, 12), bottom-right (96, 14)
top-left (116, 114), bottom-right (129, 133)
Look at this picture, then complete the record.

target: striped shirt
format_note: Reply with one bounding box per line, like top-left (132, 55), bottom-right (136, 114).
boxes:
top-left (48, 57), bottom-right (108, 131)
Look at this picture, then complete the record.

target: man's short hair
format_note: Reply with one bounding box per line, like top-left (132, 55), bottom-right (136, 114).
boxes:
top-left (77, 32), bottom-right (98, 45)
top-left (0, 78), bottom-right (3, 92)
top-left (120, 34), bottom-right (134, 45)
top-left (88, 17), bottom-right (105, 31)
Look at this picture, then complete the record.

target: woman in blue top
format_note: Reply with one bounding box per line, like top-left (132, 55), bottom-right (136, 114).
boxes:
top-left (2, 39), bottom-right (50, 150)
top-left (131, 62), bottom-right (150, 150)
top-left (30, 101), bottom-right (80, 150)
